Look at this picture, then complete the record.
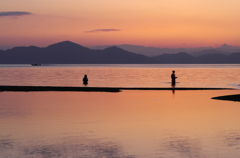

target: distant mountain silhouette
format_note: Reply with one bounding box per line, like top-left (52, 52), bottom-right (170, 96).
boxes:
top-left (0, 41), bottom-right (157, 64)
top-left (91, 44), bottom-right (239, 57)
top-left (153, 52), bottom-right (195, 64)
top-left (92, 44), bottom-right (200, 56)
top-left (190, 49), bottom-right (229, 57)
top-left (194, 53), bottom-right (227, 63)
top-left (98, 46), bottom-right (155, 64)
top-left (1, 41), bottom-right (240, 64)
top-left (46, 41), bottom-right (91, 53)
top-left (227, 52), bottom-right (240, 63)
top-left (152, 52), bottom-right (240, 63)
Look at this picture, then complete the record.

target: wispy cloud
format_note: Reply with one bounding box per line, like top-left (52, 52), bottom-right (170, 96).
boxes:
top-left (0, 11), bottom-right (32, 17)
top-left (85, 29), bottom-right (121, 33)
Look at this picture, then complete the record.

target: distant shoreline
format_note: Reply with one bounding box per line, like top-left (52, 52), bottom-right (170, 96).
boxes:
top-left (0, 85), bottom-right (233, 93)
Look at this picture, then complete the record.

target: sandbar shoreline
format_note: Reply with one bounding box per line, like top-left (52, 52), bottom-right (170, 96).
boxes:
top-left (212, 94), bottom-right (240, 102)
top-left (0, 85), bottom-right (234, 92)
top-left (0, 85), bottom-right (239, 102)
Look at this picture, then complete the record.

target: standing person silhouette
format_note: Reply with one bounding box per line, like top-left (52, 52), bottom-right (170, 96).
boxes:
top-left (83, 74), bottom-right (88, 85)
top-left (171, 70), bottom-right (177, 86)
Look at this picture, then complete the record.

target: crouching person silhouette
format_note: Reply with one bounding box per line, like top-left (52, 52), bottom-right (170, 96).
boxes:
top-left (83, 74), bottom-right (88, 85)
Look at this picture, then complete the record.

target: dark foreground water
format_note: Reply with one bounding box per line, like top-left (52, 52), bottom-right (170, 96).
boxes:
top-left (0, 64), bottom-right (240, 158)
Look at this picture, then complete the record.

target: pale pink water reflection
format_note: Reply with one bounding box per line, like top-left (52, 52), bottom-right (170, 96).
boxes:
top-left (1, 90), bottom-right (240, 157)
top-left (0, 64), bottom-right (240, 88)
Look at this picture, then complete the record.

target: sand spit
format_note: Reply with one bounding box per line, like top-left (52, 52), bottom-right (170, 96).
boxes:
top-left (0, 85), bottom-right (233, 93)
top-left (212, 94), bottom-right (240, 102)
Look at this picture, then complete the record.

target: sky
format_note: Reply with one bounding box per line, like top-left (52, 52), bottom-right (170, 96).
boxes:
top-left (1, 0), bottom-right (240, 49)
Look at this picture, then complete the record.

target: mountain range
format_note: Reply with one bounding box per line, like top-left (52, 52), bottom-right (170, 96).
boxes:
top-left (0, 41), bottom-right (156, 64)
top-left (91, 43), bottom-right (240, 57)
top-left (0, 41), bottom-right (240, 64)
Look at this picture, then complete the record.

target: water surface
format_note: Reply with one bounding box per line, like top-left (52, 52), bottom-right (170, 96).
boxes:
top-left (1, 64), bottom-right (240, 158)
top-left (0, 64), bottom-right (240, 88)
top-left (1, 90), bottom-right (240, 158)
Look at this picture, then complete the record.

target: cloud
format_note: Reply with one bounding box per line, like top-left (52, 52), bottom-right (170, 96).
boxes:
top-left (85, 29), bottom-right (121, 33)
top-left (0, 11), bottom-right (32, 17)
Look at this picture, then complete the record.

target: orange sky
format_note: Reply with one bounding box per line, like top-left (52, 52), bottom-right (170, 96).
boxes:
top-left (1, 0), bottom-right (240, 49)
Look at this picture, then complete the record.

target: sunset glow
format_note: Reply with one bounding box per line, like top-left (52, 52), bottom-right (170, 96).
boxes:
top-left (1, 0), bottom-right (240, 49)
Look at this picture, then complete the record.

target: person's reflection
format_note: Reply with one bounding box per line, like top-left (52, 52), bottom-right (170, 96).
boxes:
top-left (172, 85), bottom-right (175, 94)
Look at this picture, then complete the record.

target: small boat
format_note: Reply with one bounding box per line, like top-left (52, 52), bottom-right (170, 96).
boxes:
top-left (31, 64), bottom-right (41, 66)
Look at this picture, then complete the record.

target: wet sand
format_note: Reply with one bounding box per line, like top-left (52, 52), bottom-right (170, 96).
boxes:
top-left (0, 85), bottom-right (233, 92)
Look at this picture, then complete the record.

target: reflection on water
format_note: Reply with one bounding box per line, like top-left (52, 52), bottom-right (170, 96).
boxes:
top-left (160, 135), bottom-right (202, 158)
top-left (0, 64), bottom-right (240, 88)
top-left (1, 90), bottom-right (240, 157)
top-left (12, 136), bottom-right (133, 158)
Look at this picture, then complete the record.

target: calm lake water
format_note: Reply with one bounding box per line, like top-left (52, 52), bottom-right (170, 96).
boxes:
top-left (0, 64), bottom-right (240, 158)
top-left (0, 64), bottom-right (240, 88)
